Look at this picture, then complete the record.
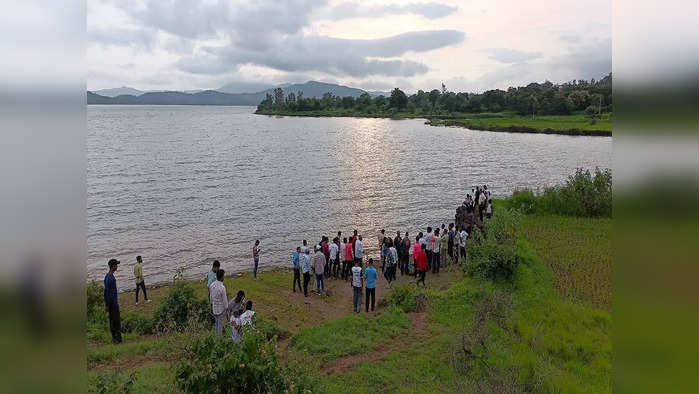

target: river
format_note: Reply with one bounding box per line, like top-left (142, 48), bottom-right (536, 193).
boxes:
top-left (87, 105), bottom-right (611, 287)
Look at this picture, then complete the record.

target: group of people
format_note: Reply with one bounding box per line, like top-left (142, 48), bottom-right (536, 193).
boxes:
top-left (463, 185), bottom-right (493, 222)
top-left (100, 193), bottom-right (494, 345)
top-left (207, 260), bottom-right (256, 342)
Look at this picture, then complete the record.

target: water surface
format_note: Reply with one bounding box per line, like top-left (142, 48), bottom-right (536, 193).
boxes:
top-left (87, 105), bottom-right (611, 286)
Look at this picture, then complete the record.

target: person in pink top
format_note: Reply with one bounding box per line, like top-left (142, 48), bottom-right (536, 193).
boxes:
top-left (343, 237), bottom-right (354, 281)
top-left (412, 233), bottom-right (423, 277)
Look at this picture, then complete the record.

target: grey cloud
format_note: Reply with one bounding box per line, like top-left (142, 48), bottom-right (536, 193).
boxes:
top-left (326, 2), bottom-right (457, 20)
top-left (178, 30), bottom-right (464, 77)
top-left (88, 26), bottom-right (155, 48)
top-left (485, 48), bottom-right (542, 63)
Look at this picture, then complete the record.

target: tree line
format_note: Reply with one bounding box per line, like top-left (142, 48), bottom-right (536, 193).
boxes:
top-left (257, 73), bottom-right (612, 117)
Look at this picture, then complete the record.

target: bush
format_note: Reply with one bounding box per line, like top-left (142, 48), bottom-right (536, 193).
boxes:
top-left (153, 282), bottom-right (209, 333)
top-left (506, 168), bottom-right (611, 217)
top-left (87, 281), bottom-right (107, 325)
top-left (121, 310), bottom-right (154, 335)
top-left (387, 284), bottom-right (428, 312)
top-left (175, 329), bottom-right (313, 394)
top-left (466, 209), bottom-right (522, 281)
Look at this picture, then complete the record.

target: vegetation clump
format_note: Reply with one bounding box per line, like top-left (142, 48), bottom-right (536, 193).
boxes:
top-left (465, 208), bottom-right (522, 281)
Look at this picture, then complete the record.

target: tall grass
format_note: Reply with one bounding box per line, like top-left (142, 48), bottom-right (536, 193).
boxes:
top-left (508, 167), bottom-right (611, 217)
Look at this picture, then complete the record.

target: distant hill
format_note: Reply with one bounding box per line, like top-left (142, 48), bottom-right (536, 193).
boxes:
top-left (93, 86), bottom-right (144, 97)
top-left (217, 81), bottom-right (274, 94)
top-left (87, 81), bottom-right (387, 105)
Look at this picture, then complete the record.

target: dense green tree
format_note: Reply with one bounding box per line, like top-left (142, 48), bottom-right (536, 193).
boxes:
top-left (389, 88), bottom-right (408, 109)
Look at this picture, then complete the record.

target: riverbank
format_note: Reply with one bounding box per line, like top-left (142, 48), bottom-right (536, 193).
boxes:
top-left (254, 109), bottom-right (612, 136)
top-left (87, 209), bottom-right (611, 392)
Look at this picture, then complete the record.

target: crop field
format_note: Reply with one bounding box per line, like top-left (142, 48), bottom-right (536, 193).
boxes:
top-left (519, 214), bottom-right (612, 310)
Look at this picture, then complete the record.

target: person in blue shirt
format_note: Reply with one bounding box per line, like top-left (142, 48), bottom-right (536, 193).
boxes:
top-left (364, 258), bottom-right (378, 312)
top-left (292, 247), bottom-right (301, 292)
top-left (104, 258), bottom-right (122, 344)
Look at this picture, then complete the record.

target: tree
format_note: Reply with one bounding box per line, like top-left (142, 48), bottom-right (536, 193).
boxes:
top-left (428, 89), bottom-right (441, 113)
top-left (273, 87), bottom-right (284, 107)
top-left (389, 88), bottom-right (408, 110)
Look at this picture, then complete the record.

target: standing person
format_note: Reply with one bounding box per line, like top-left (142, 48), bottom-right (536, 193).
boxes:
top-left (393, 231), bottom-right (402, 273)
top-left (351, 259), bottom-right (363, 313)
top-left (312, 245), bottom-right (326, 293)
top-left (206, 260), bottom-right (220, 289)
top-left (321, 236), bottom-right (330, 276)
top-left (460, 227), bottom-right (469, 261)
top-left (292, 247), bottom-right (302, 292)
top-left (440, 228), bottom-right (449, 267)
top-left (364, 258), bottom-right (378, 312)
top-left (133, 256), bottom-right (150, 305)
top-left (252, 240), bottom-right (261, 280)
top-left (378, 229), bottom-right (386, 269)
top-left (354, 235), bottom-right (364, 268)
top-left (301, 239), bottom-right (309, 255)
top-left (416, 245), bottom-right (428, 287)
top-left (402, 232), bottom-right (411, 276)
top-left (351, 230), bottom-right (358, 253)
top-left (486, 199), bottom-right (493, 219)
top-left (380, 239), bottom-right (387, 273)
top-left (390, 240), bottom-right (398, 281)
top-left (330, 237), bottom-right (339, 278)
top-left (414, 233), bottom-right (423, 276)
top-left (104, 258), bottom-right (122, 344)
top-left (452, 228), bottom-right (461, 265)
top-left (343, 237), bottom-right (353, 280)
top-left (210, 269), bottom-right (228, 336)
top-left (432, 228), bottom-right (442, 274)
top-left (301, 249), bottom-right (312, 297)
top-left (425, 227), bottom-right (433, 271)
top-left (340, 237), bottom-right (348, 280)
top-left (383, 238), bottom-right (395, 286)
top-left (447, 223), bottom-right (455, 264)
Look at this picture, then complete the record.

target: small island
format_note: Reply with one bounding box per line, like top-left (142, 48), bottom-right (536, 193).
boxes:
top-left (256, 73), bottom-right (612, 136)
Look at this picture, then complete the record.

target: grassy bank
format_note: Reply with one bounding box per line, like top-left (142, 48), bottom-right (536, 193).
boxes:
top-left (255, 109), bottom-right (612, 136)
top-left (87, 214), bottom-right (611, 392)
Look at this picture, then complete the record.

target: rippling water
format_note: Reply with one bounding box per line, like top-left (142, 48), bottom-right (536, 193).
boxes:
top-left (87, 105), bottom-right (611, 286)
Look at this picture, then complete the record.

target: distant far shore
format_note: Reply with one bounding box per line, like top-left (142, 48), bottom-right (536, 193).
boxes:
top-left (254, 109), bottom-right (613, 137)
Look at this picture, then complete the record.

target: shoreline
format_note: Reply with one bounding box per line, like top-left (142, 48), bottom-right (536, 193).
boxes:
top-left (254, 110), bottom-right (612, 137)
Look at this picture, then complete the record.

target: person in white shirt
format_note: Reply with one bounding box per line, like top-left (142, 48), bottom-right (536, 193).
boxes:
top-left (486, 199), bottom-right (493, 219)
top-left (452, 229), bottom-right (461, 265)
top-left (351, 260), bottom-right (363, 313)
top-left (459, 227), bottom-right (469, 261)
top-left (209, 269), bottom-right (228, 336)
top-left (329, 238), bottom-right (339, 278)
top-left (425, 227), bottom-right (434, 271)
top-left (432, 228), bottom-right (441, 274)
top-left (354, 235), bottom-right (364, 267)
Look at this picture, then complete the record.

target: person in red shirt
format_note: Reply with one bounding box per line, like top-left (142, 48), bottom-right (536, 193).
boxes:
top-left (415, 244), bottom-right (428, 286)
top-left (321, 236), bottom-right (330, 276)
top-left (351, 229), bottom-right (358, 252)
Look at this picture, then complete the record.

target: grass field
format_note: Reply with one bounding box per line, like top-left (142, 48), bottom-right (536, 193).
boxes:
top-left (519, 214), bottom-right (612, 310)
top-left (87, 211), bottom-right (611, 392)
top-left (256, 109), bottom-right (612, 135)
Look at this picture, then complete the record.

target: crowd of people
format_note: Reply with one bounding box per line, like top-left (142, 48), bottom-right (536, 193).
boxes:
top-left (102, 189), bottom-right (495, 344)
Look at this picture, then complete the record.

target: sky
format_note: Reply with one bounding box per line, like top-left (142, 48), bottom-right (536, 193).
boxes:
top-left (87, 0), bottom-right (611, 93)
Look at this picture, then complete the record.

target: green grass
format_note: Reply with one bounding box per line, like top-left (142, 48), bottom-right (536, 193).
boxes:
top-left (455, 113), bottom-right (611, 132)
top-left (318, 241), bottom-right (611, 393)
top-left (88, 362), bottom-right (175, 394)
top-left (519, 214), bottom-right (612, 310)
top-left (292, 309), bottom-right (409, 362)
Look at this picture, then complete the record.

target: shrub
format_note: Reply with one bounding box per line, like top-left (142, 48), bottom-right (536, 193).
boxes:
top-left (506, 168), bottom-right (611, 217)
top-left (121, 310), bottom-right (154, 335)
top-left (387, 284), bottom-right (428, 312)
top-left (153, 282), bottom-right (209, 333)
top-left (175, 329), bottom-right (313, 394)
top-left (87, 281), bottom-right (107, 325)
top-left (466, 209), bottom-right (522, 281)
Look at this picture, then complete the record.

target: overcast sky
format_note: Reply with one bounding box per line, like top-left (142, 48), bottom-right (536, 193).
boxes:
top-left (87, 0), bottom-right (611, 93)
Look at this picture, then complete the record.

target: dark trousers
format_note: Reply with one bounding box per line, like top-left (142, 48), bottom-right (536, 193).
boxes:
top-left (365, 287), bottom-right (375, 312)
top-left (432, 252), bottom-right (441, 273)
top-left (447, 243), bottom-right (454, 261)
top-left (417, 270), bottom-right (426, 286)
top-left (329, 259), bottom-right (337, 277)
top-left (107, 303), bottom-right (122, 343)
top-left (302, 272), bottom-right (311, 296)
top-left (384, 265), bottom-right (392, 283)
top-left (353, 286), bottom-right (362, 313)
top-left (135, 281), bottom-right (148, 302)
top-left (293, 268), bottom-right (301, 292)
top-left (355, 257), bottom-right (363, 270)
top-left (341, 261), bottom-right (349, 280)
top-left (426, 251), bottom-right (433, 270)
top-left (460, 246), bottom-right (466, 259)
